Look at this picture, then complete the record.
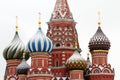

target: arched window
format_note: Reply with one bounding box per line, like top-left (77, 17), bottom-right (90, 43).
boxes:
top-left (92, 68), bottom-right (101, 73)
top-left (55, 59), bottom-right (59, 67)
top-left (56, 43), bottom-right (60, 47)
top-left (67, 26), bottom-right (70, 29)
top-left (54, 77), bottom-right (57, 80)
top-left (94, 69), bottom-right (99, 73)
top-left (67, 32), bottom-right (69, 35)
top-left (57, 32), bottom-right (59, 35)
top-left (67, 44), bottom-right (70, 47)
top-left (103, 68), bottom-right (111, 73)
top-left (65, 77), bottom-right (69, 80)
top-left (56, 26), bottom-right (59, 29)
top-left (34, 70), bottom-right (39, 74)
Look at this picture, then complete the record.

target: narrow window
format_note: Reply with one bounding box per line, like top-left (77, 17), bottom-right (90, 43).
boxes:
top-left (56, 43), bottom-right (60, 47)
top-left (56, 59), bottom-right (59, 67)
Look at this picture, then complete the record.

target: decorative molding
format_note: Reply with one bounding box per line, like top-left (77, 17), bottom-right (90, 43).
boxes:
top-left (92, 50), bottom-right (108, 53)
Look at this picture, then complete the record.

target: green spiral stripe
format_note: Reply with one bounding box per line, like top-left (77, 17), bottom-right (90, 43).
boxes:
top-left (3, 33), bottom-right (30, 60)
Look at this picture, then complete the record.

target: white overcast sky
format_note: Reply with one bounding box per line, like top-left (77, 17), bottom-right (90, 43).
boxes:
top-left (0, 0), bottom-right (120, 80)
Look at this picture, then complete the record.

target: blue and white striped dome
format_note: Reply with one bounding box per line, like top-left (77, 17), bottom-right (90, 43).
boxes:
top-left (27, 28), bottom-right (53, 53)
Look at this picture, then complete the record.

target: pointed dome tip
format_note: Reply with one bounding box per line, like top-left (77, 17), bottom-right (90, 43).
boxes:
top-left (38, 12), bottom-right (41, 29)
top-left (98, 21), bottom-right (101, 27)
top-left (98, 11), bottom-right (101, 27)
top-left (16, 16), bottom-right (18, 33)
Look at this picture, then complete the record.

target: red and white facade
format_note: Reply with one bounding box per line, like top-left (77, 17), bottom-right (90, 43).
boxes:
top-left (3, 0), bottom-right (115, 80)
top-left (85, 50), bottom-right (115, 80)
top-left (85, 25), bottom-right (115, 80)
top-left (5, 60), bottom-right (21, 80)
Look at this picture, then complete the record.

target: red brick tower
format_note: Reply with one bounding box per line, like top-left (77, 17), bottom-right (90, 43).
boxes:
top-left (27, 13), bottom-right (53, 80)
top-left (47, 0), bottom-right (80, 78)
top-left (85, 13), bottom-right (115, 80)
top-left (3, 17), bottom-right (29, 80)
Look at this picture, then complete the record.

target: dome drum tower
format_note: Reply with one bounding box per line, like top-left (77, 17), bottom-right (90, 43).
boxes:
top-left (27, 15), bottom-right (53, 80)
top-left (85, 16), bottom-right (115, 80)
top-left (3, 17), bottom-right (29, 80)
top-left (47, 0), bottom-right (80, 78)
top-left (5, 60), bottom-right (21, 80)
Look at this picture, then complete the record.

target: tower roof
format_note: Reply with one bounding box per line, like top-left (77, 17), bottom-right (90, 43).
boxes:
top-left (50, 0), bottom-right (74, 21)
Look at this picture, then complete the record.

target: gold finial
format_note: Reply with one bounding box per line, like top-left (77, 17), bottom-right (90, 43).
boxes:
top-left (23, 53), bottom-right (26, 59)
top-left (87, 53), bottom-right (90, 58)
top-left (98, 11), bottom-right (101, 27)
top-left (38, 12), bottom-right (41, 28)
top-left (16, 16), bottom-right (18, 32)
top-left (75, 41), bottom-right (78, 48)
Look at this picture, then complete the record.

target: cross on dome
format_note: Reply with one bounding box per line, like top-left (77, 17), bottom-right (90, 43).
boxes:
top-left (38, 12), bottom-right (41, 29)
top-left (16, 16), bottom-right (18, 33)
top-left (98, 11), bottom-right (101, 27)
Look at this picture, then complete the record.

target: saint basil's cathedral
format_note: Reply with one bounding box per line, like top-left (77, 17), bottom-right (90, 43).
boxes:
top-left (3, 0), bottom-right (115, 80)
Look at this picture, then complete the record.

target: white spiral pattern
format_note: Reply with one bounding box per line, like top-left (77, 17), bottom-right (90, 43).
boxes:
top-left (3, 33), bottom-right (29, 60)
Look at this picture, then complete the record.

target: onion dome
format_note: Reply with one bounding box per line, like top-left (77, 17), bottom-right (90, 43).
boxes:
top-left (17, 53), bottom-right (30, 74)
top-left (3, 16), bottom-right (29, 60)
top-left (27, 13), bottom-right (53, 53)
top-left (88, 14), bottom-right (110, 51)
top-left (66, 42), bottom-right (87, 70)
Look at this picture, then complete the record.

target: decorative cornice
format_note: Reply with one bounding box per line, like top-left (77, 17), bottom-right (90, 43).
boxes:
top-left (53, 47), bottom-right (75, 51)
top-left (92, 50), bottom-right (108, 53)
top-left (85, 64), bottom-right (114, 77)
top-left (70, 70), bottom-right (84, 72)
top-left (18, 74), bottom-right (27, 76)
top-left (47, 20), bottom-right (76, 25)
top-left (7, 59), bottom-right (21, 62)
top-left (51, 65), bottom-right (66, 69)
top-left (87, 73), bottom-right (115, 76)
top-left (31, 52), bottom-right (48, 55)
top-left (27, 74), bottom-right (53, 77)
